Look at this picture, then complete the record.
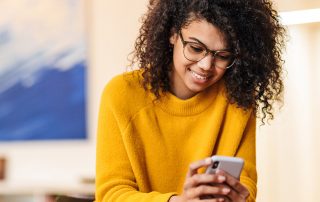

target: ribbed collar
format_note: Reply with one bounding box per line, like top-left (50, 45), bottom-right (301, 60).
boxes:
top-left (155, 81), bottom-right (222, 116)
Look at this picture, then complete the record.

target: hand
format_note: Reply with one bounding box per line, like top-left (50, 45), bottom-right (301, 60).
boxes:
top-left (214, 169), bottom-right (250, 202)
top-left (169, 158), bottom-right (232, 202)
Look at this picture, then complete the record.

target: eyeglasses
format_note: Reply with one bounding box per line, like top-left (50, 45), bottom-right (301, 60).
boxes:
top-left (179, 31), bottom-right (236, 69)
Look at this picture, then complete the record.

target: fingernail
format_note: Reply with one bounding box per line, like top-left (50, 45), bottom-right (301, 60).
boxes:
top-left (222, 188), bottom-right (230, 194)
top-left (205, 157), bottom-right (212, 164)
top-left (218, 175), bottom-right (226, 181)
top-left (216, 169), bottom-right (222, 173)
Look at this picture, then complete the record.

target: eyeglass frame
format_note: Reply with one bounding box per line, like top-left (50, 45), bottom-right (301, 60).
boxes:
top-left (178, 31), bottom-right (237, 69)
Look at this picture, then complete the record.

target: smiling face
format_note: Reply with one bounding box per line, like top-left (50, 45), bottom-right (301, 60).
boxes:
top-left (169, 19), bottom-right (229, 99)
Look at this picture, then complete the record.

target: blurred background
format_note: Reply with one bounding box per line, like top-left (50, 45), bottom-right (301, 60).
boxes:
top-left (0, 0), bottom-right (319, 201)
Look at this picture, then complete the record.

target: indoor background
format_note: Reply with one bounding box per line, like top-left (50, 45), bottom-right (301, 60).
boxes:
top-left (0, 0), bottom-right (319, 202)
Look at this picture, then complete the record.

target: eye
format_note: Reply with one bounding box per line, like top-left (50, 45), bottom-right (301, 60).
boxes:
top-left (188, 43), bottom-right (205, 53)
top-left (215, 51), bottom-right (233, 60)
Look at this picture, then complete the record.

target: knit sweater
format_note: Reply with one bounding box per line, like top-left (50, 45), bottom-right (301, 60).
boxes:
top-left (96, 71), bottom-right (257, 202)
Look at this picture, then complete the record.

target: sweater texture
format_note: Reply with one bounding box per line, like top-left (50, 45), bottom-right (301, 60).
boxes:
top-left (96, 71), bottom-right (257, 202)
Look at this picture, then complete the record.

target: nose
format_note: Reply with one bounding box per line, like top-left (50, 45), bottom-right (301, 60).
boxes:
top-left (197, 54), bottom-right (214, 70)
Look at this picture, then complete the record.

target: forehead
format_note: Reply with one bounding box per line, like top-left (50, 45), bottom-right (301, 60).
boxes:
top-left (181, 19), bottom-right (227, 50)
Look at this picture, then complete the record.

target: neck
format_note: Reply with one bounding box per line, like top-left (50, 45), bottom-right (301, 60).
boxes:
top-left (169, 70), bottom-right (197, 100)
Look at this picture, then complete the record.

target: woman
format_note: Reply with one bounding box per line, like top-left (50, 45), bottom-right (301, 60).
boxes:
top-left (96, 0), bottom-right (285, 201)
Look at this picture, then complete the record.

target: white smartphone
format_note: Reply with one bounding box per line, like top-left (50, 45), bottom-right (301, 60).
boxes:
top-left (205, 155), bottom-right (244, 179)
top-left (200, 156), bottom-right (244, 200)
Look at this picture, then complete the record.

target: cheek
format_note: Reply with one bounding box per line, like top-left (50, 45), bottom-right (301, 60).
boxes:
top-left (172, 47), bottom-right (188, 70)
top-left (215, 67), bottom-right (226, 74)
top-left (213, 68), bottom-right (227, 80)
top-left (173, 47), bottom-right (195, 70)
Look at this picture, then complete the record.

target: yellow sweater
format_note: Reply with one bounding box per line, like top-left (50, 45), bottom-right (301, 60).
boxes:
top-left (96, 71), bottom-right (257, 202)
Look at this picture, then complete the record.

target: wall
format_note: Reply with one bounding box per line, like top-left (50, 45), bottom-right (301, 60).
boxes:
top-left (256, 22), bottom-right (320, 202)
top-left (0, 0), bottom-right (148, 191)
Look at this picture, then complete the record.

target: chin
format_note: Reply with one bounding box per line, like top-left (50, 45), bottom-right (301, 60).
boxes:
top-left (187, 84), bottom-right (210, 94)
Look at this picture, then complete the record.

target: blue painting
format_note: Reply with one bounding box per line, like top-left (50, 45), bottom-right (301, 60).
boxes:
top-left (0, 0), bottom-right (87, 141)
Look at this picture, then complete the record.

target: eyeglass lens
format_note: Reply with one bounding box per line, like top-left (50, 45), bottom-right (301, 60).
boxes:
top-left (184, 42), bottom-right (235, 69)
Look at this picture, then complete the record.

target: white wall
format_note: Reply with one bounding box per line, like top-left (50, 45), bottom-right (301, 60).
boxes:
top-left (256, 22), bottom-right (320, 202)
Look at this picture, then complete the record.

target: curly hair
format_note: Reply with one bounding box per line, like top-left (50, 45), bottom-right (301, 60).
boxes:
top-left (130, 0), bottom-right (286, 123)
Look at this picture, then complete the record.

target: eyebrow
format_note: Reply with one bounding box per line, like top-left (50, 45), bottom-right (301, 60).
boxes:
top-left (188, 37), bottom-right (207, 46)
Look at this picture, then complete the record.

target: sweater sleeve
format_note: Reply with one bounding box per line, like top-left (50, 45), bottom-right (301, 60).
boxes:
top-left (95, 86), bottom-right (176, 202)
top-left (237, 112), bottom-right (257, 202)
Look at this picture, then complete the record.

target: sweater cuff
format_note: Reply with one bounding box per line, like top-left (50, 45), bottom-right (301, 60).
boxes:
top-left (240, 176), bottom-right (257, 202)
top-left (163, 192), bottom-right (179, 202)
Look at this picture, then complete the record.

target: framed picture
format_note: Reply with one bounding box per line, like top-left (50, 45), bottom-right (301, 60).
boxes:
top-left (0, 0), bottom-right (88, 141)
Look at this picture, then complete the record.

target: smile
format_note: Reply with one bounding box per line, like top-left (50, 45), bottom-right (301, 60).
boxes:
top-left (189, 69), bottom-right (211, 81)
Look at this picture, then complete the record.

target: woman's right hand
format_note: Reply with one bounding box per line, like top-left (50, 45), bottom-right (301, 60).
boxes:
top-left (169, 158), bottom-right (231, 202)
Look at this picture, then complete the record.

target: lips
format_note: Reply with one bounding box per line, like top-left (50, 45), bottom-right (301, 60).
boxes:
top-left (188, 68), bottom-right (212, 81)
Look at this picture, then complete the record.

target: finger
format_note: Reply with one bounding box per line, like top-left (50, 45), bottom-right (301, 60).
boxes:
top-left (225, 188), bottom-right (247, 202)
top-left (186, 184), bottom-right (231, 199)
top-left (199, 197), bottom-right (226, 202)
top-left (216, 170), bottom-right (250, 198)
top-left (184, 173), bottom-right (226, 189)
top-left (186, 157), bottom-right (212, 178)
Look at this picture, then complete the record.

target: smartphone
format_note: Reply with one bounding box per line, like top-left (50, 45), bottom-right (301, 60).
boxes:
top-left (205, 155), bottom-right (244, 179)
top-left (200, 156), bottom-right (244, 200)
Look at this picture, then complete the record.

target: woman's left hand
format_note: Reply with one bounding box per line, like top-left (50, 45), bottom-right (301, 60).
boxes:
top-left (215, 169), bottom-right (250, 202)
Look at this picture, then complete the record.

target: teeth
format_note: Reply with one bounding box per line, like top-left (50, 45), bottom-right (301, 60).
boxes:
top-left (190, 70), bottom-right (209, 80)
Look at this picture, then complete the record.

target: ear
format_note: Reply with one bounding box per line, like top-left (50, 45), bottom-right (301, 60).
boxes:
top-left (169, 28), bottom-right (178, 45)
